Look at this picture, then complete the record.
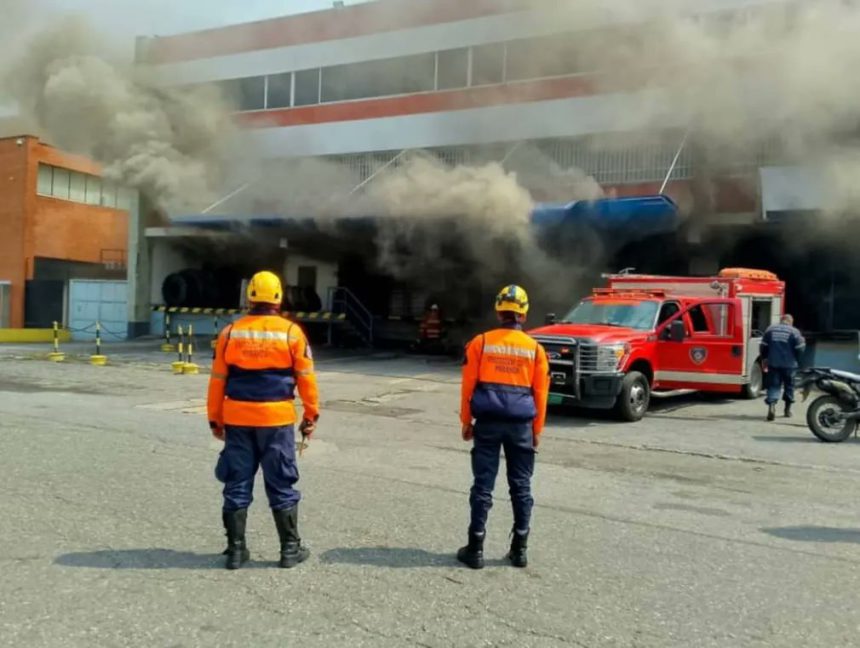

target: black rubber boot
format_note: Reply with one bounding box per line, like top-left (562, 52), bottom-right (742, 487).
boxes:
top-left (222, 509), bottom-right (250, 570)
top-left (784, 403), bottom-right (793, 418)
top-left (456, 532), bottom-right (485, 570)
top-left (767, 404), bottom-right (776, 421)
top-left (272, 506), bottom-right (310, 568)
top-left (508, 530), bottom-right (529, 568)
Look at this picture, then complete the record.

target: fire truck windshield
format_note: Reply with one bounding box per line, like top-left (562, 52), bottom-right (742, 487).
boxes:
top-left (562, 299), bottom-right (660, 330)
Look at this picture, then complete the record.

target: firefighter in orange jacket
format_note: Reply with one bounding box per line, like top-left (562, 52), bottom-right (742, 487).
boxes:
top-left (418, 304), bottom-right (443, 344)
top-left (207, 271), bottom-right (320, 570)
top-left (457, 285), bottom-right (550, 570)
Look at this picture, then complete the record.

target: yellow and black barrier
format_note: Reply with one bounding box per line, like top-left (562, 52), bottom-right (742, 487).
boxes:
top-left (47, 321), bottom-right (66, 362)
top-left (153, 305), bottom-right (347, 321)
top-left (172, 325), bottom-right (186, 374)
top-left (161, 313), bottom-right (176, 353)
top-left (170, 325), bottom-right (200, 375)
top-left (90, 322), bottom-right (107, 366)
top-left (183, 324), bottom-right (199, 375)
top-left (155, 306), bottom-right (243, 316)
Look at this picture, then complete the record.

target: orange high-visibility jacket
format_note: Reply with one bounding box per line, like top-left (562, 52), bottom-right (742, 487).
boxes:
top-left (207, 314), bottom-right (320, 428)
top-left (460, 326), bottom-right (550, 437)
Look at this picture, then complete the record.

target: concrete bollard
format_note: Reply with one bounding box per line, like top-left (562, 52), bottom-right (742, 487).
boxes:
top-left (172, 325), bottom-right (186, 374)
top-left (47, 321), bottom-right (65, 362)
top-left (161, 312), bottom-right (176, 353)
top-left (90, 322), bottom-right (107, 366)
top-left (183, 324), bottom-right (200, 375)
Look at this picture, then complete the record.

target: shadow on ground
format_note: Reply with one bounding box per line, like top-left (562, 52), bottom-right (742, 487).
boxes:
top-left (762, 526), bottom-right (860, 544)
top-left (320, 546), bottom-right (503, 568)
top-left (752, 435), bottom-right (818, 444)
top-left (54, 548), bottom-right (251, 570)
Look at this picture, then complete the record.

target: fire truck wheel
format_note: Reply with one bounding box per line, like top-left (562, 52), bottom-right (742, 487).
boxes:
top-left (741, 361), bottom-right (764, 399)
top-left (615, 371), bottom-right (650, 422)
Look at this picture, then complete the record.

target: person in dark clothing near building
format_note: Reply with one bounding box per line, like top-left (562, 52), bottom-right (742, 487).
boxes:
top-left (760, 314), bottom-right (806, 421)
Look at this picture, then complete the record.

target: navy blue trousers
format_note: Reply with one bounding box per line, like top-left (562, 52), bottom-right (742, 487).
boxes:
top-left (766, 368), bottom-right (796, 405)
top-left (215, 425), bottom-right (300, 512)
top-left (469, 421), bottom-right (536, 534)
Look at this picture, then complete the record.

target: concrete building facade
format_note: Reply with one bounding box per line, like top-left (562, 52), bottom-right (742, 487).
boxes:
top-left (129, 0), bottom-right (852, 338)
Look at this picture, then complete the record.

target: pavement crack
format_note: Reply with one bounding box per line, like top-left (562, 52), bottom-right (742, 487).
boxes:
top-left (483, 608), bottom-right (590, 647)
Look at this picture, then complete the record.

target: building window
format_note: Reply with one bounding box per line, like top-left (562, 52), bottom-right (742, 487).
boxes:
top-left (437, 48), bottom-right (469, 90)
top-left (86, 176), bottom-right (102, 205)
top-left (294, 69), bottom-right (320, 106)
top-left (52, 168), bottom-right (71, 200)
top-left (506, 33), bottom-right (588, 81)
top-left (221, 76), bottom-right (266, 111)
top-left (37, 164), bottom-right (53, 195)
top-left (321, 53), bottom-right (436, 103)
top-left (70, 171), bottom-right (86, 202)
top-left (35, 163), bottom-right (131, 210)
top-left (471, 43), bottom-right (505, 86)
top-left (266, 72), bottom-right (292, 109)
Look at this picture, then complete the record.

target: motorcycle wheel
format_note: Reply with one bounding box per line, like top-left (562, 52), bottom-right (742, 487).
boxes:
top-left (806, 395), bottom-right (857, 443)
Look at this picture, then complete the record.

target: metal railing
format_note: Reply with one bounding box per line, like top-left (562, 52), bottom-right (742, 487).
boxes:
top-left (327, 286), bottom-right (374, 346)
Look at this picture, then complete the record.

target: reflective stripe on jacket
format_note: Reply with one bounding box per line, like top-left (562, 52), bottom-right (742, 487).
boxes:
top-left (419, 315), bottom-right (442, 340)
top-left (207, 314), bottom-right (320, 428)
top-left (460, 325), bottom-right (550, 436)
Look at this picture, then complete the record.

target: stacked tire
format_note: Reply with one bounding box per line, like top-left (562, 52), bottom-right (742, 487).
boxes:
top-left (162, 268), bottom-right (243, 308)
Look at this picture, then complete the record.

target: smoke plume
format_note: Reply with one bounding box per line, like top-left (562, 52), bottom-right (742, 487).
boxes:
top-left (10, 0), bottom-right (860, 319)
top-left (1, 10), bottom-right (236, 213)
top-left (543, 0), bottom-right (860, 214)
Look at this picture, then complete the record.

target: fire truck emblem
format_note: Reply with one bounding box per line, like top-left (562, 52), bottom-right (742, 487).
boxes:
top-left (690, 347), bottom-right (708, 365)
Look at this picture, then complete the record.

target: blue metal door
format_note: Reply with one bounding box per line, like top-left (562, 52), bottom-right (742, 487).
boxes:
top-left (68, 280), bottom-right (128, 341)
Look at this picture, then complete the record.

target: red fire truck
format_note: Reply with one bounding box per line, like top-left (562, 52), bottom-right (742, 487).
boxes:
top-left (529, 268), bottom-right (786, 421)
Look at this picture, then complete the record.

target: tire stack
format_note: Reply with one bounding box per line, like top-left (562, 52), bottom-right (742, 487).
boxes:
top-left (162, 268), bottom-right (244, 309)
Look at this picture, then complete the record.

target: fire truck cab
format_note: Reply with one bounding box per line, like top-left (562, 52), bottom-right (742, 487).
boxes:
top-left (529, 268), bottom-right (786, 421)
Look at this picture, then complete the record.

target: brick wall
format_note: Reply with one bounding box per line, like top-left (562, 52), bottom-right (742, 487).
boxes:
top-left (0, 138), bottom-right (29, 328)
top-left (0, 135), bottom-right (129, 327)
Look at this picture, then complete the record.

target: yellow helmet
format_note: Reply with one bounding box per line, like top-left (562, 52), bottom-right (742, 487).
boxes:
top-left (495, 284), bottom-right (529, 316)
top-left (247, 271), bottom-right (283, 305)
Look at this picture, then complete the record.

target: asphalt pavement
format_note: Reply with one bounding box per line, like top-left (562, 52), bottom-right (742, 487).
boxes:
top-left (2, 346), bottom-right (860, 647)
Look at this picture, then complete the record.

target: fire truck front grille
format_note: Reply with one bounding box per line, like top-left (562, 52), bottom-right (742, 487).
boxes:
top-left (577, 342), bottom-right (599, 373)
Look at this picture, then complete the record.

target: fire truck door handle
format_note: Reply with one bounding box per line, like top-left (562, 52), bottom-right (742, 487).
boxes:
top-left (732, 345), bottom-right (742, 357)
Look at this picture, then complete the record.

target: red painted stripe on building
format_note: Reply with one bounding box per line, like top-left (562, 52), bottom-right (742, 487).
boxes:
top-left (236, 76), bottom-right (600, 128)
top-left (146, 0), bottom-right (538, 65)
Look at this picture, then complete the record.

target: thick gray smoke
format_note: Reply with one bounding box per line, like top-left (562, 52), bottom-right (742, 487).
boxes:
top-left (11, 0), bottom-right (860, 317)
top-left (0, 10), bottom-right (236, 213)
top-left (545, 0), bottom-right (860, 214)
top-left (224, 148), bottom-right (602, 315)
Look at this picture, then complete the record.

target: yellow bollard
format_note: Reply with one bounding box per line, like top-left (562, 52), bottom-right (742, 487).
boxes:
top-left (172, 325), bottom-right (186, 374)
top-left (90, 322), bottom-right (107, 366)
top-left (183, 323), bottom-right (200, 374)
top-left (48, 321), bottom-right (65, 362)
top-left (161, 312), bottom-right (176, 353)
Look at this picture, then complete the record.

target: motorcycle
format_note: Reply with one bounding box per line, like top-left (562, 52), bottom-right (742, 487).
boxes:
top-left (796, 367), bottom-right (860, 442)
